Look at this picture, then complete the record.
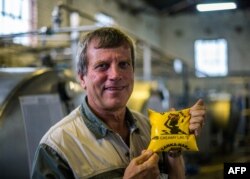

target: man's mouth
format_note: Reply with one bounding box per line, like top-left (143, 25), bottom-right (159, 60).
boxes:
top-left (104, 86), bottom-right (126, 91)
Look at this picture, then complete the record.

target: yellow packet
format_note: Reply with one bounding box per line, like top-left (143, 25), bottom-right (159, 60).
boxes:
top-left (147, 108), bottom-right (198, 152)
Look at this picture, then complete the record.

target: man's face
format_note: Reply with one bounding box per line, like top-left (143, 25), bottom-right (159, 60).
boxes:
top-left (79, 40), bottom-right (134, 112)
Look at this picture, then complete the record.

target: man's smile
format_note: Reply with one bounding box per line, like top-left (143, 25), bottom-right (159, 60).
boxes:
top-left (104, 86), bottom-right (127, 91)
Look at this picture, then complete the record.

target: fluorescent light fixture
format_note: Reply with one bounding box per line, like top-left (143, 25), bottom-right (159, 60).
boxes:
top-left (196, 2), bottom-right (237, 12)
top-left (95, 13), bottom-right (115, 26)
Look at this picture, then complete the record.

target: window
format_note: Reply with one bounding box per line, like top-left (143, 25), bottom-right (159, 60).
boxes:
top-left (194, 39), bottom-right (228, 77)
top-left (0, 0), bottom-right (32, 45)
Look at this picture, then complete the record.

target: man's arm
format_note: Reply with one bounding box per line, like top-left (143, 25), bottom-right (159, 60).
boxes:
top-left (166, 153), bottom-right (185, 179)
top-left (31, 144), bottom-right (74, 179)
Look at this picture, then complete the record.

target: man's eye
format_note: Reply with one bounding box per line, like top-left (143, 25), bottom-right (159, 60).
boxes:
top-left (119, 61), bottom-right (131, 69)
top-left (96, 63), bottom-right (109, 70)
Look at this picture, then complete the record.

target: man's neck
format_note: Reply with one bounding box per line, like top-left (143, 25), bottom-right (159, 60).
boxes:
top-left (87, 103), bottom-right (130, 145)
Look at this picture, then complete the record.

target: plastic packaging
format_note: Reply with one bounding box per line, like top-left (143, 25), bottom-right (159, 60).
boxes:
top-left (147, 108), bottom-right (198, 152)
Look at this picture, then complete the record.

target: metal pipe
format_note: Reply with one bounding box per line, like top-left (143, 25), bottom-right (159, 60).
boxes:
top-left (143, 43), bottom-right (152, 81)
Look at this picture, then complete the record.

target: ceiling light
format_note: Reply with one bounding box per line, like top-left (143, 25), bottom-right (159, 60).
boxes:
top-left (196, 2), bottom-right (237, 12)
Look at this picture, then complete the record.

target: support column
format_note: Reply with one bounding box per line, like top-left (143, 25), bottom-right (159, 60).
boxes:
top-left (70, 12), bottom-right (80, 77)
top-left (143, 43), bottom-right (152, 81)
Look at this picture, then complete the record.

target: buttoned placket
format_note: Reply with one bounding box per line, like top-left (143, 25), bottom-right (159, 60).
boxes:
top-left (107, 123), bottom-right (138, 161)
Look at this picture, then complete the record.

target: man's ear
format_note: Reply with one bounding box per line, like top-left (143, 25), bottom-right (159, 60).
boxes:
top-left (78, 74), bottom-right (87, 90)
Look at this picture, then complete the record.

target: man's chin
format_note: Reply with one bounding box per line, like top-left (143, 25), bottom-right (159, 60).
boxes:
top-left (105, 101), bottom-right (126, 111)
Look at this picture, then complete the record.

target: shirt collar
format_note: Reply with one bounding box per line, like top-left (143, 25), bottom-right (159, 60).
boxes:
top-left (80, 96), bottom-right (138, 139)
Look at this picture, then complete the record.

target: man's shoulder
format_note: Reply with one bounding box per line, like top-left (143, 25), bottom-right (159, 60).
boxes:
top-left (129, 109), bottom-right (150, 127)
top-left (40, 106), bottom-right (84, 143)
top-left (130, 109), bottom-right (148, 120)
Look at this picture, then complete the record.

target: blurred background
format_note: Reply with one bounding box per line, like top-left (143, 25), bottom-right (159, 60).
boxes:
top-left (0, 0), bottom-right (250, 178)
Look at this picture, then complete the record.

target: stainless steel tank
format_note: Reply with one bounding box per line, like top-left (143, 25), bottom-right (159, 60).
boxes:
top-left (0, 67), bottom-right (84, 179)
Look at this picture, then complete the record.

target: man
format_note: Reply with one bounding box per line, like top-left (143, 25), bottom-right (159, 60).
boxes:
top-left (32, 27), bottom-right (206, 179)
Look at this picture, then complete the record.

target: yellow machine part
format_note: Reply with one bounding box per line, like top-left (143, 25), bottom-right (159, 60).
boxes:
top-left (209, 100), bottom-right (231, 128)
top-left (127, 81), bottom-right (157, 112)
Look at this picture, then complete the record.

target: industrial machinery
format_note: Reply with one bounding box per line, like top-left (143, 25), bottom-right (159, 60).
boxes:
top-left (0, 67), bottom-right (84, 179)
top-left (127, 80), bottom-right (170, 114)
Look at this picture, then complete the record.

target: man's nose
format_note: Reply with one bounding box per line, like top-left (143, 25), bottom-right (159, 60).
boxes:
top-left (109, 65), bottom-right (121, 80)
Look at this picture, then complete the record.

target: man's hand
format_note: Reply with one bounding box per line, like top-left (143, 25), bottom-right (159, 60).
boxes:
top-left (123, 150), bottom-right (160, 179)
top-left (189, 99), bottom-right (206, 136)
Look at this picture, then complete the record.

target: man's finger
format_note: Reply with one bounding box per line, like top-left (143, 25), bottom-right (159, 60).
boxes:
top-left (191, 99), bottom-right (204, 109)
top-left (135, 150), bottom-right (153, 165)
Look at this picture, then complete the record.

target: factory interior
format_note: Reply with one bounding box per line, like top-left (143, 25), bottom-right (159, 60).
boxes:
top-left (0, 0), bottom-right (250, 178)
